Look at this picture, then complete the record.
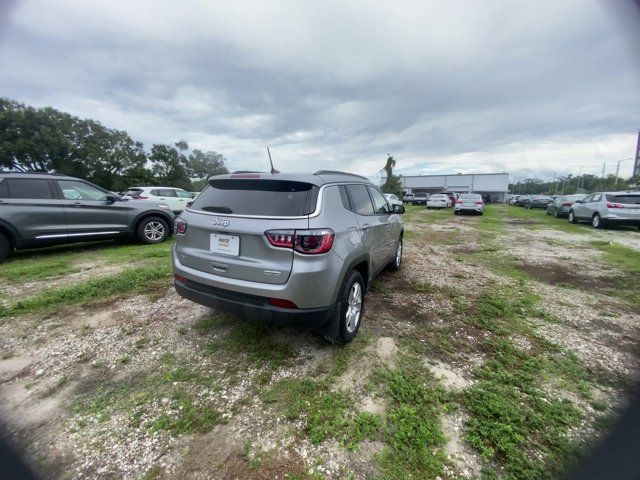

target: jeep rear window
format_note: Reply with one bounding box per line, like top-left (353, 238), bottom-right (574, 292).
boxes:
top-left (605, 194), bottom-right (640, 204)
top-left (193, 179), bottom-right (318, 216)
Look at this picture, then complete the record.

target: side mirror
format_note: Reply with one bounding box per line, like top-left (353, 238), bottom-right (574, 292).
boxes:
top-left (105, 193), bottom-right (119, 203)
top-left (186, 201), bottom-right (194, 208)
top-left (392, 204), bottom-right (405, 214)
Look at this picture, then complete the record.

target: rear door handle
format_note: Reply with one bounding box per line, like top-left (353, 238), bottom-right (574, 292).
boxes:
top-left (361, 224), bottom-right (370, 231)
top-left (73, 202), bottom-right (83, 208)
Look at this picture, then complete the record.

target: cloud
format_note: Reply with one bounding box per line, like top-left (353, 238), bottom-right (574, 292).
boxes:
top-left (0, 0), bottom-right (638, 181)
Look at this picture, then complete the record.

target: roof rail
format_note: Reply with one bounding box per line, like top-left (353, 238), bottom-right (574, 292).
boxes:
top-left (314, 170), bottom-right (370, 181)
top-left (231, 170), bottom-right (265, 174)
top-left (0, 170), bottom-right (66, 176)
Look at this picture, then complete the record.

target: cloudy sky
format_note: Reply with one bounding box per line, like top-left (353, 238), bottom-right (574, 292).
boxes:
top-left (1, 0), bottom-right (639, 181)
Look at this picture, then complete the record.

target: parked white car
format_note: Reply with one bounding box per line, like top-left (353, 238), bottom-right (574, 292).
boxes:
top-left (426, 193), bottom-right (452, 208)
top-left (384, 193), bottom-right (403, 208)
top-left (123, 187), bottom-right (194, 213)
top-left (454, 193), bottom-right (484, 215)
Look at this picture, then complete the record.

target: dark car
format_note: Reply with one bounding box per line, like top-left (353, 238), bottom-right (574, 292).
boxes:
top-left (524, 195), bottom-right (553, 209)
top-left (0, 173), bottom-right (175, 260)
top-left (546, 194), bottom-right (586, 218)
top-left (411, 193), bottom-right (429, 205)
top-left (512, 195), bottom-right (529, 206)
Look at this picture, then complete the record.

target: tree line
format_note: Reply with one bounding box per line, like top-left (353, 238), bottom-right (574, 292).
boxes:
top-left (0, 98), bottom-right (228, 192)
top-left (510, 173), bottom-right (638, 196)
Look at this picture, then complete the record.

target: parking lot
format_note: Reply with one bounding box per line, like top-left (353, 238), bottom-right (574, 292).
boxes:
top-left (1, 204), bottom-right (639, 479)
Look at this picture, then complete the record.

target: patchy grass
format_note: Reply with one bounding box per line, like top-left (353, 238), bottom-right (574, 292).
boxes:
top-left (0, 264), bottom-right (172, 318)
top-left (264, 378), bottom-right (383, 449)
top-left (0, 255), bottom-right (82, 282)
top-left (373, 352), bottom-right (448, 480)
top-left (460, 284), bottom-right (590, 478)
top-left (504, 206), bottom-right (590, 234)
top-left (590, 241), bottom-right (640, 308)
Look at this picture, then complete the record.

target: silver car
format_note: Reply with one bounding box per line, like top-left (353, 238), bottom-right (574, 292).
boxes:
top-left (172, 171), bottom-right (405, 344)
top-left (568, 191), bottom-right (640, 229)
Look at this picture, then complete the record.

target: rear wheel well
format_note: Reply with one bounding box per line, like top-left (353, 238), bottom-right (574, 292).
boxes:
top-left (351, 260), bottom-right (369, 290)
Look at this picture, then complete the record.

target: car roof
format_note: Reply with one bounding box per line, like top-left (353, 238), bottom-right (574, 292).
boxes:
top-left (208, 171), bottom-right (373, 187)
top-left (0, 172), bottom-right (74, 180)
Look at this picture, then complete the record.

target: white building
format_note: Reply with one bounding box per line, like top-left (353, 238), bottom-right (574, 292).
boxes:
top-left (394, 173), bottom-right (509, 202)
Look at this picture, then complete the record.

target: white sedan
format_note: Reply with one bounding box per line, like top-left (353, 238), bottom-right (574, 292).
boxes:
top-left (384, 194), bottom-right (403, 208)
top-left (426, 194), bottom-right (452, 208)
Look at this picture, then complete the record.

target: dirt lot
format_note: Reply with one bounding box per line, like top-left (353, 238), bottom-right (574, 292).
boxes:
top-left (1, 205), bottom-right (639, 479)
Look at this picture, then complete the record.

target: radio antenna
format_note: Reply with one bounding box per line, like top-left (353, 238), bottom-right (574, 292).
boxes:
top-left (267, 147), bottom-right (279, 174)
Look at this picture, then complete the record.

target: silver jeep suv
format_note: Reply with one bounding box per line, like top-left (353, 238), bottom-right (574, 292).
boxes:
top-left (172, 170), bottom-right (405, 343)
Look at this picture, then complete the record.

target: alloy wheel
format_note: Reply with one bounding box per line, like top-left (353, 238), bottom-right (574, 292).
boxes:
top-left (345, 282), bottom-right (362, 333)
top-left (144, 221), bottom-right (165, 241)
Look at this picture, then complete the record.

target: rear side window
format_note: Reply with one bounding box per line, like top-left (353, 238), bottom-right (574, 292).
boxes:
top-left (192, 179), bottom-right (319, 216)
top-left (346, 184), bottom-right (374, 215)
top-left (157, 189), bottom-right (176, 197)
top-left (606, 194), bottom-right (640, 204)
top-left (1, 178), bottom-right (53, 199)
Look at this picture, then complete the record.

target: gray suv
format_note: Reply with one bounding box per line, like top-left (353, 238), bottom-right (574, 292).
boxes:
top-left (568, 191), bottom-right (640, 229)
top-left (0, 173), bottom-right (175, 260)
top-left (173, 171), bottom-right (405, 344)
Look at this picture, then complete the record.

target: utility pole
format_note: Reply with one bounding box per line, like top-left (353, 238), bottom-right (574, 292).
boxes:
top-left (552, 172), bottom-right (557, 194)
top-left (614, 160), bottom-right (621, 187)
top-left (633, 130), bottom-right (640, 180)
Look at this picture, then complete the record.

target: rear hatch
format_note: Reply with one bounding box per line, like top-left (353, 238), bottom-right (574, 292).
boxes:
top-left (176, 176), bottom-right (319, 285)
top-left (605, 193), bottom-right (640, 220)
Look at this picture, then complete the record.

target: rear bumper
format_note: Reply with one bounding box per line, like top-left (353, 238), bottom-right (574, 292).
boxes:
top-left (175, 277), bottom-right (338, 329)
top-left (455, 206), bottom-right (483, 212)
top-left (602, 217), bottom-right (640, 226)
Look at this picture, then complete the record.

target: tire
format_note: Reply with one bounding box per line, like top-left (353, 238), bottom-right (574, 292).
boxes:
top-left (328, 270), bottom-right (365, 345)
top-left (136, 216), bottom-right (170, 244)
top-left (525, 203), bottom-right (531, 209)
top-left (0, 233), bottom-right (10, 262)
top-left (546, 208), bottom-right (551, 215)
top-left (592, 213), bottom-right (603, 229)
top-left (554, 208), bottom-right (560, 218)
top-left (568, 210), bottom-right (577, 224)
top-left (388, 237), bottom-right (402, 271)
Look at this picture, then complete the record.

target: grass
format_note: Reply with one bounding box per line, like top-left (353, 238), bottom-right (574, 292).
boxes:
top-left (73, 352), bottom-right (222, 437)
top-left (263, 378), bottom-right (383, 449)
top-left (0, 239), bottom-right (174, 284)
top-left (0, 263), bottom-right (172, 318)
top-left (589, 241), bottom-right (640, 308)
top-left (375, 360), bottom-right (448, 480)
top-left (459, 284), bottom-right (589, 478)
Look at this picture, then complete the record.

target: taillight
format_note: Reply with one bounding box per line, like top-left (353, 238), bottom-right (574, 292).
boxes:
top-left (137, 195), bottom-right (148, 199)
top-left (175, 218), bottom-right (188, 235)
top-left (265, 229), bottom-right (335, 254)
top-left (175, 274), bottom-right (185, 283)
top-left (268, 298), bottom-right (298, 309)
top-left (607, 203), bottom-right (624, 209)
top-left (474, 201), bottom-right (484, 205)
top-left (265, 230), bottom-right (294, 248)
top-left (455, 200), bottom-right (463, 204)
top-left (562, 202), bottom-right (573, 206)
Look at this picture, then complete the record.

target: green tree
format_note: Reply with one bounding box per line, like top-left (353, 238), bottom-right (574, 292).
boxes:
top-left (149, 144), bottom-right (191, 189)
top-left (381, 155), bottom-right (403, 196)
top-left (186, 149), bottom-right (229, 189)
